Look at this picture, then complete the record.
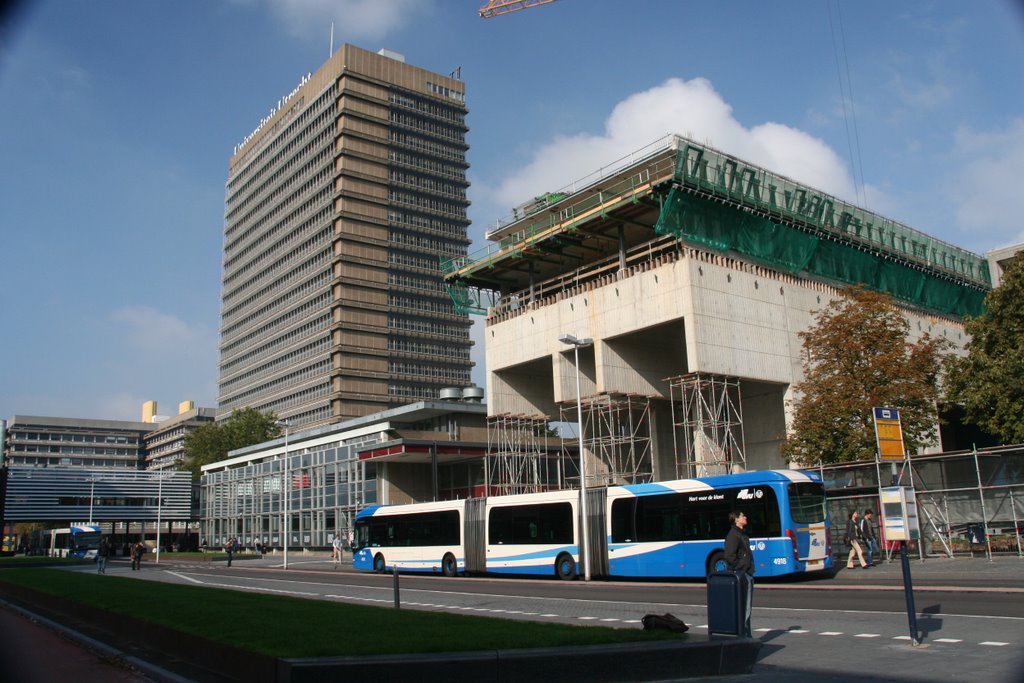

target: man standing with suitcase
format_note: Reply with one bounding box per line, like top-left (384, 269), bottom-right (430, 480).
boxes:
top-left (724, 511), bottom-right (754, 637)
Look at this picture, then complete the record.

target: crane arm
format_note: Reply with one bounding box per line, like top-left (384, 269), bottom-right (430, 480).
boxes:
top-left (479, 0), bottom-right (558, 19)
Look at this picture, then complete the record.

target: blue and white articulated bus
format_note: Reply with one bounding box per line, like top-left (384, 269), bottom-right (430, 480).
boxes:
top-left (42, 525), bottom-right (103, 559)
top-left (352, 470), bottom-right (833, 580)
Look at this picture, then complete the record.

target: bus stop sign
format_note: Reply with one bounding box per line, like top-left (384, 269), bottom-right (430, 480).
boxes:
top-left (873, 407), bottom-right (906, 461)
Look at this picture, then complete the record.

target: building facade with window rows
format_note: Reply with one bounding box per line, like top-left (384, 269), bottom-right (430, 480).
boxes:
top-left (219, 45), bottom-right (474, 430)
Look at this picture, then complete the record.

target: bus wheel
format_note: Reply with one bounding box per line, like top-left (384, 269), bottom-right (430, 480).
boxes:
top-left (555, 553), bottom-right (577, 581)
top-left (442, 553), bottom-right (457, 577)
top-left (706, 550), bottom-right (727, 577)
top-left (373, 553), bottom-right (386, 573)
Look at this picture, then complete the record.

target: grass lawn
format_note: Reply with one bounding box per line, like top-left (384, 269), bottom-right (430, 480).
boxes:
top-left (0, 568), bottom-right (680, 658)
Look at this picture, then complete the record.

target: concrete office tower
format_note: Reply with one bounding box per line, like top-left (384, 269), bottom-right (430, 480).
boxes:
top-left (219, 45), bottom-right (473, 428)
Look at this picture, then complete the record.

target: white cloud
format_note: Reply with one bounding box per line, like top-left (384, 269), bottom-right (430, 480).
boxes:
top-left (266, 0), bottom-right (427, 40)
top-left (950, 118), bottom-right (1024, 248)
top-left (884, 65), bottom-right (954, 111)
top-left (485, 77), bottom-right (857, 214)
top-left (110, 306), bottom-right (205, 352)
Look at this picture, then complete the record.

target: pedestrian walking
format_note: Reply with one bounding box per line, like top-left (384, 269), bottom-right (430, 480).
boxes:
top-left (723, 510), bottom-right (754, 637)
top-left (224, 537), bottom-right (234, 567)
top-left (96, 538), bottom-right (110, 574)
top-left (130, 541), bottom-right (144, 570)
top-left (332, 533), bottom-right (344, 568)
top-left (861, 509), bottom-right (878, 566)
top-left (845, 510), bottom-right (869, 569)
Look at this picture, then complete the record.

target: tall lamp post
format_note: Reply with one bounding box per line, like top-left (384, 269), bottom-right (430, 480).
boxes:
top-left (88, 477), bottom-right (97, 525)
top-left (276, 420), bottom-right (291, 570)
top-left (155, 469), bottom-right (164, 564)
top-left (559, 333), bottom-right (593, 581)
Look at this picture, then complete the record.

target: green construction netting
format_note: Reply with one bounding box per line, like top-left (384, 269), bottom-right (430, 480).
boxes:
top-left (654, 188), bottom-right (986, 318)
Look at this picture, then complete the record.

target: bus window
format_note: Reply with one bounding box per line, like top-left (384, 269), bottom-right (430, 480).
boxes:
top-left (489, 502), bottom-right (572, 545)
top-left (364, 511), bottom-right (460, 548)
top-left (635, 493), bottom-right (683, 542)
top-left (787, 482), bottom-right (827, 523)
top-left (610, 498), bottom-right (636, 542)
top-left (733, 487), bottom-right (780, 537)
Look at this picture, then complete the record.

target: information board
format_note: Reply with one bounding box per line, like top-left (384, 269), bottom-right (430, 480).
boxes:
top-left (873, 407), bottom-right (906, 461)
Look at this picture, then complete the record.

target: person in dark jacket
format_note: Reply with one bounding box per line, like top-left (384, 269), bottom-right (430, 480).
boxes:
top-left (96, 538), bottom-right (110, 574)
top-left (723, 510), bottom-right (754, 637)
top-left (860, 509), bottom-right (878, 567)
top-left (130, 541), bottom-right (144, 570)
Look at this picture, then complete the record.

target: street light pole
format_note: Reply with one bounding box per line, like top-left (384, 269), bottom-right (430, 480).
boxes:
top-left (88, 478), bottom-right (96, 525)
top-left (559, 333), bottom-right (593, 581)
top-left (155, 469), bottom-right (163, 564)
top-left (277, 420), bottom-right (291, 570)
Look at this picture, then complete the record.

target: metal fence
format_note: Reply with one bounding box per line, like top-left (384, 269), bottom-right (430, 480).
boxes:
top-left (810, 445), bottom-right (1024, 560)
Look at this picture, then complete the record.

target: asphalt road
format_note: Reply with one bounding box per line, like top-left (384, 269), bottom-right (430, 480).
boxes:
top-left (129, 552), bottom-right (1024, 620)
top-left (11, 553), bottom-right (1024, 682)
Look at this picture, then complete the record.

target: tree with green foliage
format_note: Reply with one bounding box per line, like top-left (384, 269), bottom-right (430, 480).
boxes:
top-left (945, 253), bottom-right (1024, 445)
top-left (782, 286), bottom-right (949, 465)
top-left (180, 408), bottom-right (282, 479)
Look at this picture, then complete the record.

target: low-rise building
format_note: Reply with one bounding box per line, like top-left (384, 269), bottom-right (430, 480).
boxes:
top-left (199, 392), bottom-right (569, 550)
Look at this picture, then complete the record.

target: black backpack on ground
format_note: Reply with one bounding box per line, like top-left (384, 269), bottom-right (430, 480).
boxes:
top-left (642, 613), bottom-right (689, 633)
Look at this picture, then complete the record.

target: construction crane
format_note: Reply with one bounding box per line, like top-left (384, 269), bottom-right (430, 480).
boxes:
top-left (479, 0), bottom-right (558, 19)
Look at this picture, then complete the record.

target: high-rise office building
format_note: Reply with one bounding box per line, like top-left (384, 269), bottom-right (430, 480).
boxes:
top-left (219, 45), bottom-right (473, 428)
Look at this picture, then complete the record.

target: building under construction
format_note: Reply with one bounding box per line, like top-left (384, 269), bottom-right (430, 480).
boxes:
top-left (444, 135), bottom-right (992, 489)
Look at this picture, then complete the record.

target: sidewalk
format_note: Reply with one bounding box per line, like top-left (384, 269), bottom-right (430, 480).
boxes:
top-left (0, 601), bottom-right (158, 683)
top-left (812, 553), bottom-right (1024, 591)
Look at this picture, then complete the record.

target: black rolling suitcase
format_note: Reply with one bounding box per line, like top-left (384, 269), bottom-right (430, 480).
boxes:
top-left (707, 571), bottom-right (746, 636)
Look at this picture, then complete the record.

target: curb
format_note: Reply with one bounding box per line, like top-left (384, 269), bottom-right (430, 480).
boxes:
top-left (279, 638), bottom-right (761, 683)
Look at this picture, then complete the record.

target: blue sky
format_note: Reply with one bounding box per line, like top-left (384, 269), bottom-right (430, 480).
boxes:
top-left (1, 0), bottom-right (1022, 422)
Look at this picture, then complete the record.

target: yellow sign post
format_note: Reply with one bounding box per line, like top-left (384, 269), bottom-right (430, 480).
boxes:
top-left (873, 408), bottom-right (920, 645)
top-left (873, 407), bottom-right (906, 461)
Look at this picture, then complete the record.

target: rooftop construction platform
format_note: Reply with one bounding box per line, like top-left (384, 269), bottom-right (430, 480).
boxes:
top-left (443, 135), bottom-right (990, 320)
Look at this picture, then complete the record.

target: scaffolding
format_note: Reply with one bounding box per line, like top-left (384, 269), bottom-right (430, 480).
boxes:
top-left (814, 445), bottom-right (1024, 560)
top-left (669, 373), bottom-right (746, 479)
top-left (559, 393), bottom-right (655, 487)
top-left (485, 414), bottom-right (562, 496)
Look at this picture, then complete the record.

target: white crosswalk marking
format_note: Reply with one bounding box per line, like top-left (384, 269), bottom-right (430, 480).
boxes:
top-left (980, 641), bottom-right (1009, 647)
top-left (934, 638), bottom-right (962, 643)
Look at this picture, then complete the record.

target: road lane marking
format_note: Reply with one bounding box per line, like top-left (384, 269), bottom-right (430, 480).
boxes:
top-left (980, 641), bottom-right (1009, 646)
top-left (165, 571), bottom-right (204, 584)
top-left (933, 638), bottom-right (962, 643)
top-left (819, 631), bottom-right (843, 636)
top-left (854, 633), bottom-right (881, 638)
